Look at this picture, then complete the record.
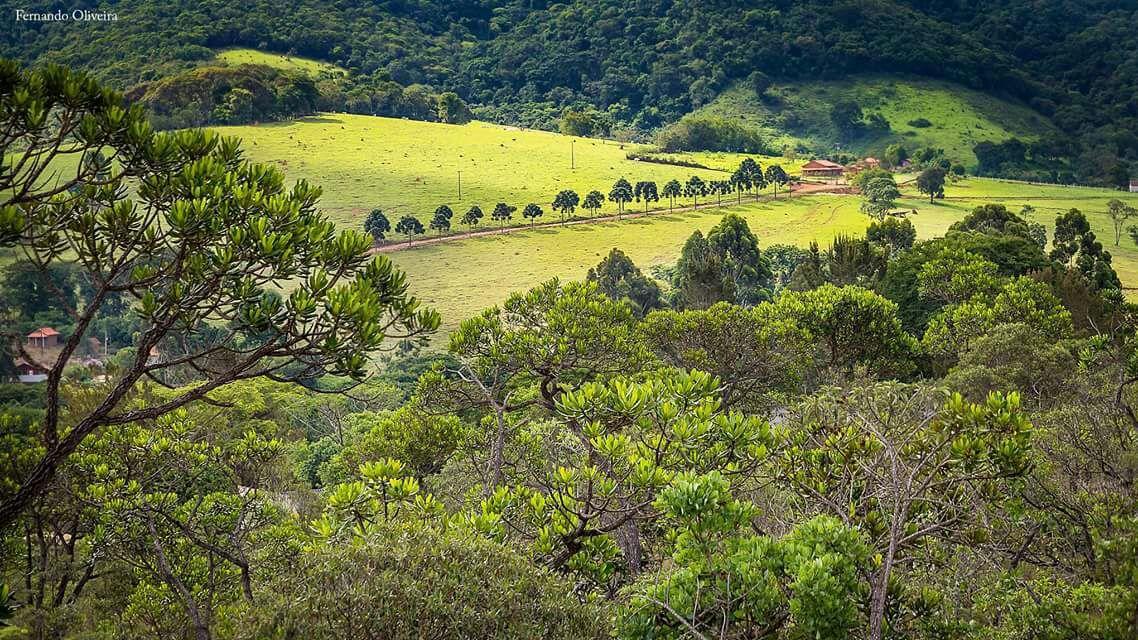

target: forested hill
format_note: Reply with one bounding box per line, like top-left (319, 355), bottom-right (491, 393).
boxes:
top-left (3, 0), bottom-right (1136, 182)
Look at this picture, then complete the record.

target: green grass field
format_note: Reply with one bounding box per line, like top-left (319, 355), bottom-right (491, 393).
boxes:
top-left (214, 48), bottom-right (347, 77)
top-left (207, 114), bottom-right (1138, 342)
top-left (692, 75), bottom-right (1057, 165)
top-left (213, 114), bottom-right (796, 229)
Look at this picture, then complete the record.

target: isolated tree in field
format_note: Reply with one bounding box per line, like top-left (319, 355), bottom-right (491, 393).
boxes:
top-left (491, 202), bottom-right (515, 227)
top-left (0, 62), bottom-right (440, 530)
top-left (765, 164), bottom-right (789, 198)
top-left (684, 175), bottom-right (708, 208)
top-left (1107, 198), bottom-right (1136, 245)
top-left (397, 215), bottom-right (425, 245)
top-left (364, 208), bottom-right (391, 244)
top-left (916, 167), bottom-right (947, 202)
top-left (609, 178), bottom-right (633, 218)
top-left (633, 181), bottom-right (659, 212)
top-left (461, 205), bottom-right (484, 228)
top-left (522, 203), bottom-right (543, 227)
top-left (430, 205), bottom-right (453, 235)
top-left (860, 175), bottom-right (901, 220)
top-left (662, 179), bottom-right (682, 211)
top-left (582, 190), bottom-right (605, 217)
top-left (552, 189), bottom-right (580, 223)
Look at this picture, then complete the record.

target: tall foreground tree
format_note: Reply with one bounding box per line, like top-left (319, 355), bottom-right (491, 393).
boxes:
top-left (0, 62), bottom-right (439, 529)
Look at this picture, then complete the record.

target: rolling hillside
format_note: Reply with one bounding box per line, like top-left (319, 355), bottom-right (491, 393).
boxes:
top-left (688, 75), bottom-right (1059, 167)
top-left (215, 114), bottom-right (793, 227)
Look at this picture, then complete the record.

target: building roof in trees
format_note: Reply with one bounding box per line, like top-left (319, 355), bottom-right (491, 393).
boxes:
top-left (27, 327), bottom-right (60, 338)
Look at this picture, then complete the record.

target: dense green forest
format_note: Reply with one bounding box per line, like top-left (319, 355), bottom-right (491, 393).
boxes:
top-left (2, 0), bottom-right (1136, 184)
top-left (2, 60), bottom-right (1138, 640)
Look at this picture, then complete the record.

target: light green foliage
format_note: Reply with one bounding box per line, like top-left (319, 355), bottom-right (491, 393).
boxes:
top-left (943, 323), bottom-right (1076, 403)
top-left (917, 248), bottom-right (1002, 304)
top-left (449, 279), bottom-right (648, 409)
top-left (923, 277), bottom-right (1073, 361)
top-left (777, 383), bottom-right (1034, 638)
top-left (312, 458), bottom-right (445, 540)
top-left (76, 410), bottom-right (286, 636)
top-left (860, 175), bottom-right (902, 220)
top-left (618, 508), bottom-right (870, 640)
top-left (763, 284), bottom-right (919, 377)
top-left (471, 369), bottom-right (771, 584)
top-left (234, 524), bottom-right (610, 640)
top-left (320, 405), bottom-right (465, 483)
top-left (640, 303), bottom-right (815, 410)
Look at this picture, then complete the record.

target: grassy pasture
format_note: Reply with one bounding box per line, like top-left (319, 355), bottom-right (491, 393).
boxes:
top-left (214, 114), bottom-right (794, 229)
top-left (213, 48), bottom-right (347, 77)
top-left (693, 75), bottom-right (1057, 165)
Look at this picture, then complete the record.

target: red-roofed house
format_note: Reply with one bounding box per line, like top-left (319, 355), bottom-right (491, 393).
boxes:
top-left (801, 159), bottom-right (845, 178)
top-left (27, 327), bottom-right (60, 349)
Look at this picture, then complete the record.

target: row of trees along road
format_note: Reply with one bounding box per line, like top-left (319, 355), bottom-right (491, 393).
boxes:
top-left (360, 160), bottom-right (792, 245)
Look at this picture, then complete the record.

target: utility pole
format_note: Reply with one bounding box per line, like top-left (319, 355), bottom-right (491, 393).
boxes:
top-left (457, 170), bottom-right (462, 200)
top-left (571, 140), bottom-right (575, 170)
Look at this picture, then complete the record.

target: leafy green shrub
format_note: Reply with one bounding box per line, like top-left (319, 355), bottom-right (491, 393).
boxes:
top-left (232, 524), bottom-right (610, 639)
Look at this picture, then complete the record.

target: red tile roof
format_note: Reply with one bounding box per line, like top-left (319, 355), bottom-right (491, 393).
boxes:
top-left (27, 327), bottom-right (60, 338)
top-left (802, 159), bottom-right (845, 170)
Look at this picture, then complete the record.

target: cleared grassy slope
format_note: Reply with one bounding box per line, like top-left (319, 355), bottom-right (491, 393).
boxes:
top-left (214, 48), bottom-right (347, 77)
top-left (215, 114), bottom-right (794, 229)
top-left (693, 75), bottom-right (1058, 166)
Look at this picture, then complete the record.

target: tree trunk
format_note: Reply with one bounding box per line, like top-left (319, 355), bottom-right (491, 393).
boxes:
top-left (148, 518), bottom-right (211, 640)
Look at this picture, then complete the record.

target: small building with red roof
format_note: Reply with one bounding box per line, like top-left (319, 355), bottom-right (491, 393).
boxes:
top-left (27, 327), bottom-right (60, 349)
top-left (801, 159), bottom-right (845, 179)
